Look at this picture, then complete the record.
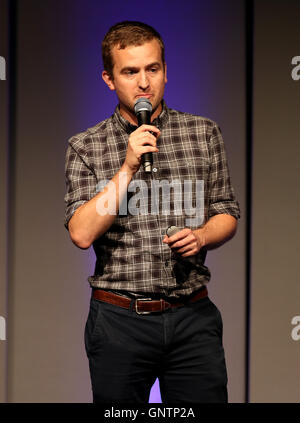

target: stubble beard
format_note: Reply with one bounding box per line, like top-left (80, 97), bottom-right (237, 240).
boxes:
top-left (124, 98), bottom-right (162, 123)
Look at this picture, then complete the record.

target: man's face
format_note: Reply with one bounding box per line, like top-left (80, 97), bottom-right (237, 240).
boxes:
top-left (102, 39), bottom-right (167, 124)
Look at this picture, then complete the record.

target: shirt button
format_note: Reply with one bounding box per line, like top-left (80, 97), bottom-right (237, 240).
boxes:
top-left (153, 167), bottom-right (157, 172)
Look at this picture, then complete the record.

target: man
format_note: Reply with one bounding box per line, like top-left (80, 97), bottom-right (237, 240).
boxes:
top-left (64, 21), bottom-right (240, 403)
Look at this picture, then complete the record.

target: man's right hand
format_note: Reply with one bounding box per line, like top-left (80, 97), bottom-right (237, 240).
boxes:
top-left (123, 124), bottom-right (160, 174)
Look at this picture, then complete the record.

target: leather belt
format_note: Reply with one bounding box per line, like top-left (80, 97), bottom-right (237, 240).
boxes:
top-left (92, 286), bottom-right (208, 314)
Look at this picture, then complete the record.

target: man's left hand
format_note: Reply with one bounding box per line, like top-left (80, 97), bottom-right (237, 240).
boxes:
top-left (162, 228), bottom-right (205, 257)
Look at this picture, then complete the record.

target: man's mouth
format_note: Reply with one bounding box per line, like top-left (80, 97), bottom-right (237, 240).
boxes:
top-left (136, 94), bottom-right (152, 99)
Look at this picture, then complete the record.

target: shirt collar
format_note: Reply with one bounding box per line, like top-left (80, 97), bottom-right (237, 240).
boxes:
top-left (112, 99), bottom-right (169, 134)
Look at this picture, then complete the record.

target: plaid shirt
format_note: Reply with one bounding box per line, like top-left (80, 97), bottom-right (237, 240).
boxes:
top-left (64, 100), bottom-right (240, 299)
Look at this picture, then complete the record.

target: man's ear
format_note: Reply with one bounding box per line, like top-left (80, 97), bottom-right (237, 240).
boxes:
top-left (164, 62), bottom-right (168, 84)
top-left (102, 70), bottom-right (115, 91)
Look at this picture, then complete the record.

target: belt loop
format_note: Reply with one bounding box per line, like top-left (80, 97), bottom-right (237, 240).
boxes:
top-left (160, 298), bottom-right (165, 312)
top-left (129, 298), bottom-right (135, 312)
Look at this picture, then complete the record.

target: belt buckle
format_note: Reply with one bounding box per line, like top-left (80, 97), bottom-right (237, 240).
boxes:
top-left (135, 298), bottom-right (152, 315)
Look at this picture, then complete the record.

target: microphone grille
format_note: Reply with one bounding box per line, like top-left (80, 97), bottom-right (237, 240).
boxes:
top-left (134, 97), bottom-right (152, 114)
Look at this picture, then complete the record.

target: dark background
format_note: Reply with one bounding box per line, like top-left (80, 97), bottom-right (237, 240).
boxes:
top-left (0, 0), bottom-right (299, 402)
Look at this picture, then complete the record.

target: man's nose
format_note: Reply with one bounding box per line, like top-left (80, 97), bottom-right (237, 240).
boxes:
top-left (138, 71), bottom-right (150, 89)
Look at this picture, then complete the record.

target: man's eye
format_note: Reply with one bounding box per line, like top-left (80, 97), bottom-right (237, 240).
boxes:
top-left (125, 70), bottom-right (135, 75)
top-left (150, 68), bottom-right (158, 73)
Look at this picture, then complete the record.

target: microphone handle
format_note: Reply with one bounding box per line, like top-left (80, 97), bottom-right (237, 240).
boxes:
top-left (166, 226), bottom-right (196, 265)
top-left (137, 110), bottom-right (153, 173)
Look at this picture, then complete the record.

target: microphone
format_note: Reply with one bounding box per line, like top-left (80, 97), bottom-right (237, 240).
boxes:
top-left (166, 226), bottom-right (196, 265)
top-left (134, 97), bottom-right (153, 173)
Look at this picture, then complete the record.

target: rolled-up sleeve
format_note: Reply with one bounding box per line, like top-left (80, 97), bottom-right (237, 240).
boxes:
top-left (207, 124), bottom-right (240, 220)
top-left (64, 139), bottom-right (97, 230)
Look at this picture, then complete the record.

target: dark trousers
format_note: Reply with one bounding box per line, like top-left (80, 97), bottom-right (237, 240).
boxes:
top-left (84, 292), bottom-right (228, 403)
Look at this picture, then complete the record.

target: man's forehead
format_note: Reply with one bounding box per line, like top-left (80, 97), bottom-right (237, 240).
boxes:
top-left (111, 40), bottom-right (162, 66)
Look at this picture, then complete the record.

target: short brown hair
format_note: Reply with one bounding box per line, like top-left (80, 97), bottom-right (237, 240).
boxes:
top-left (102, 21), bottom-right (165, 78)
